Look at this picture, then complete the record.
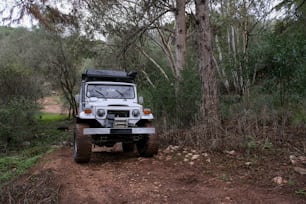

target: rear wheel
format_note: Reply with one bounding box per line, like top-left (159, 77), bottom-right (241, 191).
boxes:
top-left (73, 124), bottom-right (92, 163)
top-left (137, 122), bottom-right (159, 157)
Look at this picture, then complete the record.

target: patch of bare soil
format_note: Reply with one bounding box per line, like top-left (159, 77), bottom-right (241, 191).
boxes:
top-left (1, 146), bottom-right (305, 204)
top-left (39, 96), bottom-right (68, 114)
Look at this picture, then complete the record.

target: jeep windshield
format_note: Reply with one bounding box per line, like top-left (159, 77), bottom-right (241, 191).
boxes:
top-left (87, 84), bottom-right (135, 99)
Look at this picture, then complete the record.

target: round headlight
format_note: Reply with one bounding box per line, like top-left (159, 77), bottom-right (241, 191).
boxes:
top-left (132, 109), bottom-right (140, 117)
top-left (97, 109), bottom-right (106, 117)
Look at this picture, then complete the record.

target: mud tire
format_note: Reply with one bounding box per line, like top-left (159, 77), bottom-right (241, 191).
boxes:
top-left (73, 124), bottom-right (92, 163)
top-left (137, 123), bottom-right (159, 157)
top-left (122, 143), bottom-right (134, 152)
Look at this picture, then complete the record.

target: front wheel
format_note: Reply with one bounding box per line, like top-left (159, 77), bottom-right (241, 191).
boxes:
top-left (73, 124), bottom-right (92, 163)
top-left (137, 122), bottom-right (159, 157)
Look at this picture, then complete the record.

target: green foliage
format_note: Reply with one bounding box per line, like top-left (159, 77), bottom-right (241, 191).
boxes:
top-left (0, 113), bottom-right (71, 185)
top-left (295, 189), bottom-right (306, 197)
top-left (0, 149), bottom-right (44, 185)
top-left (0, 67), bottom-right (40, 145)
top-left (0, 99), bottom-right (39, 147)
top-left (176, 68), bottom-right (201, 127)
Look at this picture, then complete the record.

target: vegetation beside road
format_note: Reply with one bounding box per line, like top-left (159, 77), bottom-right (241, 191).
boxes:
top-left (0, 112), bottom-right (71, 186)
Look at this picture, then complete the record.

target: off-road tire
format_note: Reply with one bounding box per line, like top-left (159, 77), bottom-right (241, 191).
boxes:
top-left (122, 143), bottom-right (134, 152)
top-left (137, 122), bottom-right (159, 157)
top-left (73, 124), bottom-right (91, 163)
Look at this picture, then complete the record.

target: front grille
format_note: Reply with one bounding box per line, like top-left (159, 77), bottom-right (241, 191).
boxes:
top-left (107, 110), bottom-right (130, 117)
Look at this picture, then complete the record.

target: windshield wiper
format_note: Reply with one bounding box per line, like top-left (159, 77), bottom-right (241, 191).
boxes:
top-left (115, 89), bottom-right (125, 98)
top-left (95, 89), bottom-right (106, 98)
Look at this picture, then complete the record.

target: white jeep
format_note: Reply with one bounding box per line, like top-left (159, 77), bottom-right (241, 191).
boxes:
top-left (74, 69), bottom-right (159, 163)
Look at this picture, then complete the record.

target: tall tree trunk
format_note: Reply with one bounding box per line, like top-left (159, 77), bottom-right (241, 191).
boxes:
top-left (175, 0), bottom-right (186, 80)
top-left (195, 0), bottom-right (221, 128)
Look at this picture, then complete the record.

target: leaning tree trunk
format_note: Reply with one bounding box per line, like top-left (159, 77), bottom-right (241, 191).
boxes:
top-left (195, 0), bottom-right (221, 132)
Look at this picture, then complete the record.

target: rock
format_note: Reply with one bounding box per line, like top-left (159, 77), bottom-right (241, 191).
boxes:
top-left (290, 155), bottom-right (298, 165)
top-left (298, 156), bottom-right (306, 165)
top-left (183, 158), bottom-right (189, 162)
top-left (202, 153), bottom-right (209, 157)
top-left (189, 161), bottom-right (195, 166)
top-left (225, 197), bottom-right (231, 201)
top-left (163, 146), bottom-right (171, 154)
top-left (186, 153), bottom-right (193, 157)
top-left (177, 152), bottom-right (182, 156)
top-left (191, 155), bottom-right (200, 160)
top-left (245, 162), bottom-right (252, 166)
top-left (206, 158), bottom-right (211, 163)
top-left (294, 167), bottom-right (306, 175)
top-left (225, 150), bottom-right (236, 155)
top-left (191, 149), bottom-right (197, 153)
top-left (172, 146), bottom-right (180, 150)
top-left (272, 176), bottom-right (287, 185)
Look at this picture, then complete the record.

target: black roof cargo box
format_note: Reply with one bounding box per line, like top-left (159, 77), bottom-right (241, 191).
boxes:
top-left (82, 69), bottom-right (137, 82)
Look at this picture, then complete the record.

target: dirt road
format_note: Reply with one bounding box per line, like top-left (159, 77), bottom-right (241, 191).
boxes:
top-left (2, 146), bottom-right (304, 204)
top-left (2, 97), bottom-right (304, 203)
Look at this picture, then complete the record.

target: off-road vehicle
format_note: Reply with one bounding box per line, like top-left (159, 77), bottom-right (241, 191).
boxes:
top-left (74, 69), bottom-right (159, 163)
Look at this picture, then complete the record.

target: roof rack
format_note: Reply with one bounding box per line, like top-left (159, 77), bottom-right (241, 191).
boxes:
top-left (82, 69), bottom-right (137, 83)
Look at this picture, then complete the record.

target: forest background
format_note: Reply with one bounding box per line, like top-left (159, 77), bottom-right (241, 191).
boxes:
top-left (0, 0), bottom-right (306, 153)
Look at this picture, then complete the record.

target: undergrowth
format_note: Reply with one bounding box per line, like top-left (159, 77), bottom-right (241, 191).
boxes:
top-left (0, 112), bottom-right (71, 186)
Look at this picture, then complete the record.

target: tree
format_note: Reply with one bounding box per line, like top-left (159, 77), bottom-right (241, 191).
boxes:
top-left (175, 0), bottom-right (187, 81)
top-left (195, 0), bottom-right (221, 130)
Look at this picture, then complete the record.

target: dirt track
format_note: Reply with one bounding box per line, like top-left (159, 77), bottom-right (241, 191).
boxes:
top-left (2, 97), bottom-right (303, 203)
top-left (2, 146), bottom-right (301, 204)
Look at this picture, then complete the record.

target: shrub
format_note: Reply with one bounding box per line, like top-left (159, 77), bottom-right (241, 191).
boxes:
top-left (0, 64), bottom-right (41, 149)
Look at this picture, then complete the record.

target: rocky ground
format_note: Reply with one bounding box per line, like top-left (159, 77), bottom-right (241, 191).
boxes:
top-left (0, 144), bottom-right (305, 204)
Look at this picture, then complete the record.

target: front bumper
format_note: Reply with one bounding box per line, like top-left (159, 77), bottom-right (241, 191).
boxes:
top-left (84, 128), bottom-right (155, 135)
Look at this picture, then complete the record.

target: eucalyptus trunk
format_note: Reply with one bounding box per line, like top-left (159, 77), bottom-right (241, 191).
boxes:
top-left (195, 0), bottom-right (221, 128)
top-left (175, 0), bottom-right (186, 80)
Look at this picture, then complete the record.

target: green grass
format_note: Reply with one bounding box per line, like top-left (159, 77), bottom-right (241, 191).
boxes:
top-left (0, 113), bottom-right (72, 186)
top-left (38, 112), bottom-right (68, 122)
top-left (0, 148), bottom-right (46, 185)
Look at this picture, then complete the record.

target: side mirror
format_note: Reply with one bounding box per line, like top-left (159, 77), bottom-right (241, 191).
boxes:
top-left (75, 94), bottom-right (80, 103)
top-left (138, 96), bottom-right (144, 104)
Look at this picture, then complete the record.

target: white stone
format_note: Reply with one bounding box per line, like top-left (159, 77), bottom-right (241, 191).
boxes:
top-left (186, 153), bottom-right (193, 157)
top-left (272, 176), bottom-right (287, 185)
top-left (163, 146), bottom-right (171, 154)
top-left (289, 155), bottom-right (298, 165)
top-left (225, 150), bottom-right (236, 155)
top-left (191, 155), bottom-right (200, 160)
top-left (245, 162), bottom-right (252, 166)
top-left (202, 153), bottom-right (209, 157)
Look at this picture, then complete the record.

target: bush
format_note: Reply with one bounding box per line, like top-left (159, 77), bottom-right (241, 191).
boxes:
top-left (0, 64), bottom-right (41, 148)
top-left (0, 99), bottom-right (39, 147)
